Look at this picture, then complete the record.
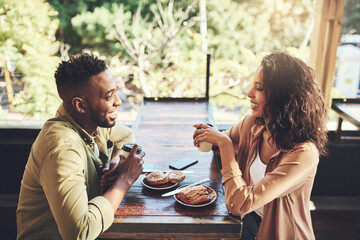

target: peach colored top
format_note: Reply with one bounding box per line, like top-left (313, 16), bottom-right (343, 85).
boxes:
top-left (221, 115), bottom-right (318, 240)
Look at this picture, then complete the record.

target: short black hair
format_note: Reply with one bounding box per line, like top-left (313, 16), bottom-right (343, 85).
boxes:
top-left (54, 54), bottom-right (106, 90)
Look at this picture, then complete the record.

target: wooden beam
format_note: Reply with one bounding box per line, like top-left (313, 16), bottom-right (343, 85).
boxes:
top-left (310, 0), bottom-right (345, 108)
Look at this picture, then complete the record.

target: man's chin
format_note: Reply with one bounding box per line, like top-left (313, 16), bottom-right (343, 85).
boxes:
top-left (105, 121), bottom-right (116, 128)
top-left (108, 121), bottom-right (116, 128)
top-left (97, 120), bottom-right (116, 128)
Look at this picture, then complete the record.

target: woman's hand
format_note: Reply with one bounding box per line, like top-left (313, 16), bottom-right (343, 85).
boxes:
top-left (193, 124), bottom-right (231, 149)
top-left (193, 124), bottom-right (235, 165)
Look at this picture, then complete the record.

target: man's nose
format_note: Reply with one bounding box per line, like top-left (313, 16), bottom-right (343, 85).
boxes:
top-left (115, 93), bottom-right (122, 106)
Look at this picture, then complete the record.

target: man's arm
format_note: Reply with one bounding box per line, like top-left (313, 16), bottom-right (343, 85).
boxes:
top-left (102, 144), bottom-right (144, 212)
top-left (109, 123), bottom-right (135, 150)
top-left (41, 141), bottom-right (114, 240)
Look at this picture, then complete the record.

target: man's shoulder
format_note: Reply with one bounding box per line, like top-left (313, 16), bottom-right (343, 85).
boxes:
top-left (29, 118), bottom-right (86, 168)
top-left (37, 118), bottom-right (83, 147)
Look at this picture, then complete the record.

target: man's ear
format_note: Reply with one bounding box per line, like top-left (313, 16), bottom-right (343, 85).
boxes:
top-left (72, 97), bottom-right (87, 114)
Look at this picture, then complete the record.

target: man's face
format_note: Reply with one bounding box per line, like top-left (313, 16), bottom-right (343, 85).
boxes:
top-left (85, 70), bottom-right (121, 128)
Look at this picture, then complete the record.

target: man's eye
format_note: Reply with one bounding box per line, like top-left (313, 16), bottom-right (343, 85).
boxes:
top-left (106, 94), bottom-right (113, 100)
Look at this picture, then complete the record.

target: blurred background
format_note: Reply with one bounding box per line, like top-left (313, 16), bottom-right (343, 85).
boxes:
top-left (0, 0), bottom-right (359, 128)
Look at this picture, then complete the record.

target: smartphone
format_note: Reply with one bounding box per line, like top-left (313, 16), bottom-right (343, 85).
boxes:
top-left (169, 156), bottom-right (198, 170)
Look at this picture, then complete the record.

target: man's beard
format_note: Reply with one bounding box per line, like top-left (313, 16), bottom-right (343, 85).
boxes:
top-left (89, 105), bottom-right (115, 128)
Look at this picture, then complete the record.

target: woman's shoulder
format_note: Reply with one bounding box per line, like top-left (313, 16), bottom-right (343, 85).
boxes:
top-left (228, 114), bottom-right (259, 143)
top-left (293, 142), bottom-right (318, 153)
top-left (283, 141), bottom-right (319, 164)
top-left (233, 114), bottom-right (257, 130)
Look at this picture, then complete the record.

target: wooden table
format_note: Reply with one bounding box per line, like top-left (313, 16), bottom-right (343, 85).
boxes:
top-left (100, 100), bottom-right (242, 239)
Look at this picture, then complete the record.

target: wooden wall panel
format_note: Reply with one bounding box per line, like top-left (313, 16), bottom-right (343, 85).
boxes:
top-left (310, 0), bottom-right (345, 108)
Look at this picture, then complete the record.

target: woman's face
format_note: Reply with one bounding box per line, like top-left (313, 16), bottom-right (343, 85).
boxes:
top-left (247, 66), bottom-right (266, 118)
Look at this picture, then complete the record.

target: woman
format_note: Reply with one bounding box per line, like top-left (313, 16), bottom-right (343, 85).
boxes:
top-left (193, 52), bottom-right (328, 240)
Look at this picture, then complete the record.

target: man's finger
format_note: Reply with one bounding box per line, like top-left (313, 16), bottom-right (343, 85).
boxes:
top-left (128, 144), bottom-right (139, 156)
top-left (102, 162), bottom-right (110, 172)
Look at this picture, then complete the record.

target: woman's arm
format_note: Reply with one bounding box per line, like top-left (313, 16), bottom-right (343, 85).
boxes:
top-left (222, 143), bottom-right (319, 216)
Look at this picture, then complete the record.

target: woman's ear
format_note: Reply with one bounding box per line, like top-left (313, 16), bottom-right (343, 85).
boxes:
top-left (72, 97), bottom-right (87, 114)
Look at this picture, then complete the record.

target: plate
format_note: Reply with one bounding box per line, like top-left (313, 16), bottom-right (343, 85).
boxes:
top-left (174, 185), bottom-right (217, 207)
top-left (141, 175), bottom-right (179, 190)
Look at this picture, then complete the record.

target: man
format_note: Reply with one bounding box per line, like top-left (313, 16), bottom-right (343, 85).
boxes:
top-left (16, 54), bottom-right (144, 239)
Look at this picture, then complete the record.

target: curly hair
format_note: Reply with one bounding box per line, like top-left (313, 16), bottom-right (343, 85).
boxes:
top-left (256, 52), bottom-right (328, 155)
top-left (54, 54), bottom-right (106, 99)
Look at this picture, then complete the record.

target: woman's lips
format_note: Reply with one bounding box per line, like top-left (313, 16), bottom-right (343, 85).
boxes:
top-left (251, 102), bottom-right (259, 109)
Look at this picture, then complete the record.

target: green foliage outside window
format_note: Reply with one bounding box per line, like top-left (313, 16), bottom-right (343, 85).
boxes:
top-left (0, 0), bottom-right (60, 119)
top-left (1, 0), bottom-right (357, 121)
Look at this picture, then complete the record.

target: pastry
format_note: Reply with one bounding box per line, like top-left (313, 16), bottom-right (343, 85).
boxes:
top-left (145, 170), bottom-right (168, 185)
top-left (168, 170), bottom-right (186, 183)
top-left (176, 185), bottom-right (212, 205)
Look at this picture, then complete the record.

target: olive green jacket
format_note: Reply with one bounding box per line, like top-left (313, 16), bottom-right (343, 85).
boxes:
top-left (17, 104), bottom-right (135, 240)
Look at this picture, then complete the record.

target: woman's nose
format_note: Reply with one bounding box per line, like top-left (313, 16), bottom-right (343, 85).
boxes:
top-left (247, 87), bottom-right (254, 98)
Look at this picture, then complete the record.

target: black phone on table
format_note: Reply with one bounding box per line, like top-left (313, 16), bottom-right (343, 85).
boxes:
top-left (169, 156), bottom-right (198, 170)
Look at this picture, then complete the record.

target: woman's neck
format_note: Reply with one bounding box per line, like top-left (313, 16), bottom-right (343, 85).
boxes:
top-left (259, 129), bottom-right (278, 164)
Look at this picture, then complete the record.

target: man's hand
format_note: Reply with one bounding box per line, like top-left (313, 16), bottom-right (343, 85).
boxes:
top-left (102, 144), bottom-right (145, 212)
top-left (117, 144), bottom-right (144, 186)
top-left (100, 157), bottom-right (120, 187)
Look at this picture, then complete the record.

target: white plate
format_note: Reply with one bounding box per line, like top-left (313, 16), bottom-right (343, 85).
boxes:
top-left (174, 185), bottom-right (217, 207)
top-left (141, 175), bottom-right (179, 190)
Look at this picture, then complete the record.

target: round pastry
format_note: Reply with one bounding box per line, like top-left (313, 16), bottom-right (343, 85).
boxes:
top-left (145, 170), bottom-right (168, 185)
top-left (168, 170), bottom-right (186, 183)
top-left (176, 185), bottom-right (212, 205)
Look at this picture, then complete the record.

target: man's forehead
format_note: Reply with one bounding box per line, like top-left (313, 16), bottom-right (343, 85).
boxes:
top-left (87, 70), bottom-right (117, 94)
top-left (90, 70), bottom-right (115, 85)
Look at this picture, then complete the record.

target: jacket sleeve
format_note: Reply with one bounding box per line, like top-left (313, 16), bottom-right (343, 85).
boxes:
top-left (221, 143), bottom-right (319, 216)
top-left (40, 138), bottom-right (114, 240)
top-left (109, 122), bottom-right (135, 150)
top-left (227, 115), bottom-right (254, 155)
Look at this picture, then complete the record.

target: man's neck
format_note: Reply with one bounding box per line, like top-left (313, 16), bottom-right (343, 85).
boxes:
top-left (63, 102), bottom-right (97, 136)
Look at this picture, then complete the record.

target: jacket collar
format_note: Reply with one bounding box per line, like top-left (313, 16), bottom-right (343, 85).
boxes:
top-left (56, 103), bottom-right (99, 146)
top-left (250, 123), bottom-right (287, 159)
